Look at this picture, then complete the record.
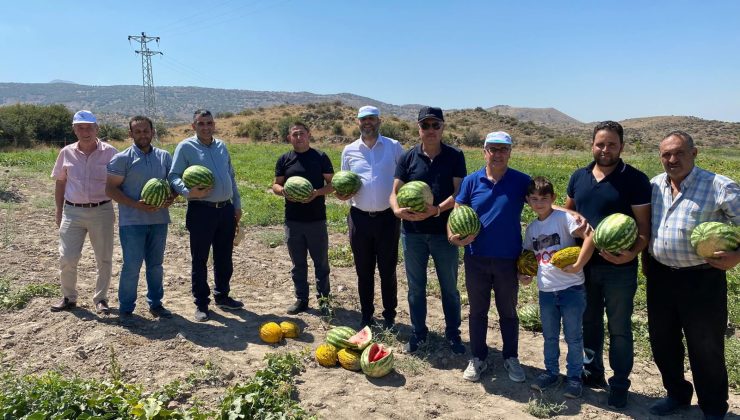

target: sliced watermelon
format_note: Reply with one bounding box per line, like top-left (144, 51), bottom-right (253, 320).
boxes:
top-left (347, 326), bottom-right (372, 351)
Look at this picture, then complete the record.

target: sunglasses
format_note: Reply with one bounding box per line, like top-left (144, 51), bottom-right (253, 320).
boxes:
top-left (419, 121), bottom-right (443, 130)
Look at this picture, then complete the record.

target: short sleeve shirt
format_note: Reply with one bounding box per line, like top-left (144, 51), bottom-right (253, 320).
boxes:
top-left (275, 148), bottom-right (334, 222)
top-left (395, 143), bottom-right (467, 234)
top-left (51, 140), bottom-right (118, 204)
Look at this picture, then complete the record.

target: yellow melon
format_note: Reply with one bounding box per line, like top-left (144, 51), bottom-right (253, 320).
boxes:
top-left (280, 321), bottom-right (301, 338)
top-left (259, 322), bottom-right (284, 344)
top-left (337, 348), bottom-right (361, 371)
top-left (315, 343), bottom-right (338, 367)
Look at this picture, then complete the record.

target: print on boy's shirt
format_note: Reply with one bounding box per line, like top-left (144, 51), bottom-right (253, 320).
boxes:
top-left (532, 232), bottom-right (561, 264)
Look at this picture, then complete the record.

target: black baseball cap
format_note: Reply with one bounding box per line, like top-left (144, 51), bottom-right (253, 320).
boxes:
top-left (417, 106), bottom-right (444, 122)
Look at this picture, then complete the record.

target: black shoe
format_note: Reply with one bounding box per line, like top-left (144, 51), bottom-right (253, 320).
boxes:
top-left (582, 371), bottom-right (608, 389)
top-left (194, 307), bottom-right (209, 322)
top-left (215, 296), bottom-right (244, 310)
top-left (95, 300), bottom-right (111, 315)
top-left (286, 299), bottom-right (308, 314)
top-left (404, 334), bottom-right (426, 354)
top-left (649, 397), bottom-right (690, 416)
top-left (149, 305), bottom-right (173, 318)
top-left (382, 318), bottom-right (396, 331)
top-left (448, 336), bottom-right (466, 355)
top-left (360, 318), bottom-right (378, 329)
top-left (50, 297), bottom-right (76, 312)
top-left (607, 388), bottom-right (629, 410)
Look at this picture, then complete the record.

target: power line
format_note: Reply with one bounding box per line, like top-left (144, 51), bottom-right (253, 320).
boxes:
top-left (128, 32), bottom-right (163, 121)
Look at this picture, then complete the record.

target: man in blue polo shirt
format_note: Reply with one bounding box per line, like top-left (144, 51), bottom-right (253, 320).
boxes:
top-left (169, 109), bottom-right (243, 322)
top-left (564, 120), bottom-right (651, 409)
top-left (106, 116), bottom-right (175, 320)
top-left (390, 106), bottom-right (466, 355)
top-left (450, 131), bottom-right (531, 383)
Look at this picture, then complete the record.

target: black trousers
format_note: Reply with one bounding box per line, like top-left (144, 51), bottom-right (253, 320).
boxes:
top-left (186, 201), bottom-right (235, 309)
top-left (645, 255), bottom-right (728, 417)
top-left (348, 207), bottom-right (400, 323)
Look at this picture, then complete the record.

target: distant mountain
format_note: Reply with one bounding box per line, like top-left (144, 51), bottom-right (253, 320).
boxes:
top-left (488, 105), bottom-right (584, 126)
top-left (620, 116), bottom-right (740, 147)
top-left (48, 79), bottom-right (76, 84)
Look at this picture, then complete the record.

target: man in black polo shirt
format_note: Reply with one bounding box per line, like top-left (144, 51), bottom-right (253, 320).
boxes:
top-left (272, 121), bottom-right (335, 316)
top-left (390, 106), bottom-right (467, 355)
top-left (564, 121), bottom-right (651, 409)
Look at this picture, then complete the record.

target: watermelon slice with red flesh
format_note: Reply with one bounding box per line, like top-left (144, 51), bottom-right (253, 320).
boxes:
top-left (347, 326), bottom-right (372, 350)
top-left (369, 344), bottom-right (390, 362)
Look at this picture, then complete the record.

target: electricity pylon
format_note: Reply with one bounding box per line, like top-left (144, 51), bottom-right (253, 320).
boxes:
top-left (128, 32), bottom-right (162, 120)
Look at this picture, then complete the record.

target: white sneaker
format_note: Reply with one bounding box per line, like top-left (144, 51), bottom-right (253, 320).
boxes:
top-left (504, 357), bottom-right (526, 383)
top-left (463, 357), bottom-right (488, 382)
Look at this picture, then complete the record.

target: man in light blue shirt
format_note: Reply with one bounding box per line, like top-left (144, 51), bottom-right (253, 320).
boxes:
top-left (106, 116), bottom-right (174, 320)
top-left (168, 109), bottom-right (243, 322)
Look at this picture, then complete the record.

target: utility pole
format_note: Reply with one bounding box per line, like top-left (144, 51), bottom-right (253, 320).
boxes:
top-left (128, 32), bottom-right (162, 121)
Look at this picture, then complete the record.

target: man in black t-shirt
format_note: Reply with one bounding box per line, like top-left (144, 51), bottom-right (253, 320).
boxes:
top-left (272, 122), bottom-right (335, 315)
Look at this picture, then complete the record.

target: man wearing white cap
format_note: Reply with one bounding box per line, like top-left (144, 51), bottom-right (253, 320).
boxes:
top-left (450, 131), bottom-right (531, 383)
top-left (50, 110), bottom-right (118, 314)
top-left (338, 106), bottom-right (404, 329)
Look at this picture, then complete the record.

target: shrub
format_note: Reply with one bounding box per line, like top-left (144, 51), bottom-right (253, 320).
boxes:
top-left (547, 136), bottom-right (585, 150)
top-left (331, 122), bottom-right (344, 136)
top-left (460, 129), bottom-right (482, 147)
top-left (98, 124), bottom-right (127, 141)
top-left (154, 122), bottom-right (169, 138)
top-left (215, 111), bottom-right (234, 119)
top-left (0, 104), bottom-right (74, 147)
top-left (238, 109), bottom-right (254, 116)
top-left (236, 119), bottom-right (272, 141)
top-left (380, 121), bottom-right (413, 143)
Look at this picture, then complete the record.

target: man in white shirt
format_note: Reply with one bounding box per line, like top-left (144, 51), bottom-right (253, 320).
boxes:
top-left (338, 106), bottom-right (404, 329)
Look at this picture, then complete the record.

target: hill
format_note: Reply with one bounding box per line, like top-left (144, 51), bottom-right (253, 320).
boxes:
top-left (488, 105), bottom-right (584, 126)
top-left (619, 116), bottom-right (740, 148)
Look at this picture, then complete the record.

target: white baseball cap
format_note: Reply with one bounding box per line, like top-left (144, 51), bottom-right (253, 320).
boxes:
top-left (357, 105), bottom-right (380, 118)
top-left (72, 110), bottom-right (97, 125)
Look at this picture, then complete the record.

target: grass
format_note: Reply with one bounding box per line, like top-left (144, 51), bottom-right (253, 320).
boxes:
top-left (0, 278), bottom-right (58, 311)
top-left (328, 244), bottom-right (354, 268)
top-left (524, 397), bottom-right (567, 418)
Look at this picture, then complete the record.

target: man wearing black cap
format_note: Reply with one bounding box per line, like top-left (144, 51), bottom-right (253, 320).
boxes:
top-left (390, 106), bottom-right (467, 354)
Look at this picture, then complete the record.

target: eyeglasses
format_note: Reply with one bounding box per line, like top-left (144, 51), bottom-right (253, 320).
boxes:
top-left (484, 146), bottom-right (511, 154)
top-left (195, 121), bottom-right (214, 127)
top-left (419, 121), bottom-right (443, 130)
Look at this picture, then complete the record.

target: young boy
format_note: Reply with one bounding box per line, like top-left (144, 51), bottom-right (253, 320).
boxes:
top-left (521, 176), bottom-right (595, 398)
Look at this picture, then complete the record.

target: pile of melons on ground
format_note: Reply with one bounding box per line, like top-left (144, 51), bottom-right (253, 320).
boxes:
top-left (315, 326), bottom-right (394, 378)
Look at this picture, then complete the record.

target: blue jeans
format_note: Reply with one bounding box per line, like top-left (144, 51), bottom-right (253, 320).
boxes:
top-left (540, 284), bottom-right (586, 379)
top-left (582, 263), bottom-right (637, 391)
top-left (402, 232), bottom-right (461, 339)
top-left (118, 224), bottom-right (168, 313)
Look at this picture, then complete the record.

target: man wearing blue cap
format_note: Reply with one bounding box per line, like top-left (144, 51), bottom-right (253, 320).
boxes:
top-left (51, 110), bottom-right (118, 314)
top-left (391, 106), bottom-right (467, 355)
top-left (450, 131), bottom-right (531, 383)
top-left (338, 106), bottom-right (404, 329)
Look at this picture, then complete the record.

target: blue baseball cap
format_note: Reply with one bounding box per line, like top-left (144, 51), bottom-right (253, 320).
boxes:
top-left (357, 105), bottom-right (380, 118)
top-left (72, 110), bottom-right (97, 125)
top-left (484, 131), bottom-right (512, 145)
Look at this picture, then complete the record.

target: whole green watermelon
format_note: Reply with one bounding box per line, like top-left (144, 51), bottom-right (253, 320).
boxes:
top-left (690, 222), bottom-right (740, 258)
top-left (448, 205), bottom-right (481, 239)
top-left (593, 213), bottom-right (637, 253)
top-left (326, 326), bottom-right (357, 350)
top-left (332, 170), bottom-right (362, 196)
top-left (397, 181), bottom-right (433, 212)
top-left (141, 178), bottom-right (170, 207)
top-left (182, 165), bottom-right (214, 189)
top-left (360, 343), bottom-right (394, 378)
top-left (284, 176), bottom-right (314, 202)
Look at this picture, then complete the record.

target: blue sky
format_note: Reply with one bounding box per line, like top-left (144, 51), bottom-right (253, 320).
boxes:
top-left (3, 0), bottom-right (739, 122)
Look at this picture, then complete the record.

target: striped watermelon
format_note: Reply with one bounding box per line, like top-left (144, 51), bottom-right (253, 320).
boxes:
top-left (360, 342), bottom-right (394, 378)
top-left (182, 165), bottom-right (214, 189)
top-left (690, 222), bottom-right (740, 258)
top-left (284, 176), bottom-right (314, 202)
top-left (516, 250), bottom-right (538, 276)
top-left (141, 178), bottom-right (170, 207)
top-left (397, 181), bottom-right (433, 212)
top-left (448, 205), bottom-right (481, 239)
top-left (332, 170), bottom-right (362, 196)
top-left (326, 326), bottom-right (357, 350)
top-left (593, 213), bottom-right (637, 253)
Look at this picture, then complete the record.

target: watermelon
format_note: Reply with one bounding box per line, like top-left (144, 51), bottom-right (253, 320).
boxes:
top-left (360, 342), bottom-right (394, 378)
top-left (448, 205), bottom-right (481, 239)
top-left (397, 181), bottom-right (433, 213)
top-left (347, 326), bottom-right (372, 351)
top-left (141, 178), bottom-right (170, 207)
top-left (182, 165), bottom-right (214, 189)
top-left (284, 176), bottom-right (314, 202)
top-left (326, 326), bottom-right (357, 350)
top-left (593, 213), bottom-right (638, 253)
top-left (690, 222), bottom-right (740, 258)
top-left (516, 250), bottom-right (538, 276)
top-left (332, 170), bottom-right (362, 196)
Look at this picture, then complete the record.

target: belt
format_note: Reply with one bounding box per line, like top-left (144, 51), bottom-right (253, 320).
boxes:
top-left (352, 207), bottom-right (392, 217)
top-left (65, 200), bottom-right (110, 208)
top-left (190, 199), bottom-right (231, 208)
top-left (666, 263), bottom-right (712, 272)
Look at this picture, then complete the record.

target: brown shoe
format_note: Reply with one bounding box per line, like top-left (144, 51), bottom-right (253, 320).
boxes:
top-left (50, 297), bottom-right (76, 312)
top-left (96, 300), bottom-right (110, 315)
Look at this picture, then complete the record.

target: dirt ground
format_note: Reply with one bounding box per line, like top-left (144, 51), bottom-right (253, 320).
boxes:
top-left (0, 168), bottom-right (738, 419)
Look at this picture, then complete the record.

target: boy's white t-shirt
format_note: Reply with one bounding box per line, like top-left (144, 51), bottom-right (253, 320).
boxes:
top-left (523, 209), bottom-right (585, 292)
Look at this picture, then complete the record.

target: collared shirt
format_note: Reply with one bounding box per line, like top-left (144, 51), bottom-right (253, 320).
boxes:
top-left (649, 166), bottom-right (739, 268)
top-left (456, 166), bottom-right (531, 258)
top-left (168, 136), bottom-right (241, 209)
top-left (107, 144), bottom-right (172, 226)
top-left (566, 159), bottom-right (651, 266)
top-left (341, 135), bottom-right (404, 212)
top-left (395, 142), bottom-right (467, 234)
top-left (51, 139), bottom-right (118, 204)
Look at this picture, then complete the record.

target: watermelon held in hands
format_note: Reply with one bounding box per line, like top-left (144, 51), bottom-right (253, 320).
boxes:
top-left (283, 176), bottom-right (314, 202)
top-left (593, 213), bottom-right (638, 253)
top-left (690, 222), bottom-right (740, 258)
top-left (141, 178), bottom-right (170, 207)
top-left (182, 165), bottom-right (214, 189)
top-left (326, 326), bottom-right (357, 350)
top-left (448, 205), bottom-right (481, 239)
top-left (347, 326), bottom-right (372, 351)
top-left (516, 250), bottom-right (538, 276)
top-left (397, 181), bottom-right (433, 213)
top-left (360, 343), bottom-right (394, 378)
top-left (332, 170), bottom-right (362, 196)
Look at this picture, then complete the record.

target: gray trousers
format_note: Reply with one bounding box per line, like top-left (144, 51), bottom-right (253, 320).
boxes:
top-left (285, 220), bottom-right (330, 301)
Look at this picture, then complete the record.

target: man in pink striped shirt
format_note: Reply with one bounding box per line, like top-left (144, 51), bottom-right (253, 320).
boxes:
top-left (50, 110), bottom-right (118, 314)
